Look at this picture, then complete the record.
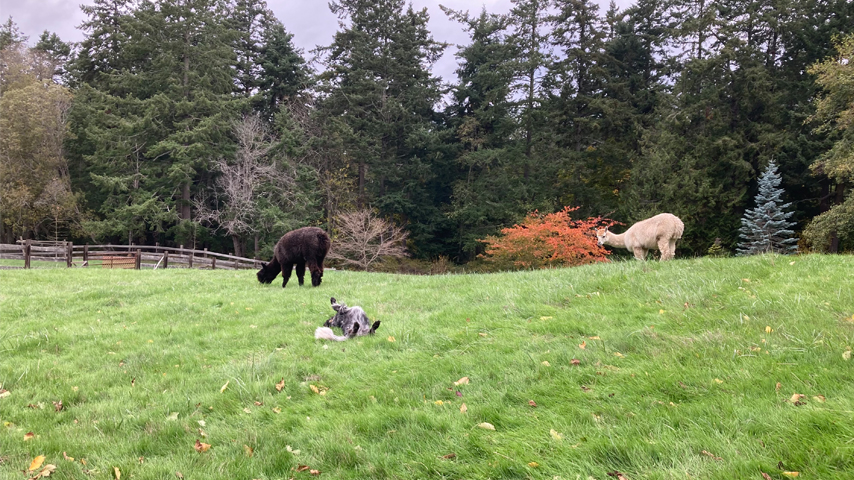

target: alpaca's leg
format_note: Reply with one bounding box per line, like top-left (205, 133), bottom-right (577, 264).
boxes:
top-left (658, 239), bottom-right (672, 261)
top-left (281, 262), bottom-right (294, 288)
top-left (667, 239), bottom-right (678, 260)
top-left (307, 260), bottom-right (322, 287)
top-left (632, 247), bottom-right (647, 260)
top-left (295, 262), bottom-right (306, 286)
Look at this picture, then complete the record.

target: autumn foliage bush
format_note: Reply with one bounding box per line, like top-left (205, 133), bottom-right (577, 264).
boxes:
top-left (478, 207), bottom-right (613, 269)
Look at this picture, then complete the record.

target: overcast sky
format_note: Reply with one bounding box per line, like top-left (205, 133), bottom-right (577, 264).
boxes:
top-left (2, 0), bottom-right (635, 82)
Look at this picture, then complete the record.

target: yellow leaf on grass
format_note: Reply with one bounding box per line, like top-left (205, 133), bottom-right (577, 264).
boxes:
top-left (24, 432), bottom-right (35, 441)
top-left (275, 378), bottom-right (285, 392)
top-left (220, 380), bottom-right (229, 393)
top-left (194, 439), bottom-right (211, 452)
top-left (812, 395), bottom-right (826, 403)
top-left (765, 326), bottom-right (773, 333)
top-left (782, 472), bottom-right (800, 478)
top-left (387, 336), bottom-right (396, 342)
top-left (477, 422), bottom-right (495, 430)
top-left (790, 393), bottom-right (804, 403)
top-left (550, 429), bottom-right (563, 441)
top-left (460, 403), bottom-right (467, 413)
top-left (528, 462), bottom-right (539, 468)
top-left (310, 385), bottom-right (320, 394)
top-left (713, 378), bottom-right (724, 384)
top-left (243, 445), bottom-right (253, 457)
top-left (29, 455), bottom-right (45, 471)
top-left (588, 336), bottom-right (600, 340)
top-left (62, 452), bottom-right (74, 462)
top-left (540, 316), bottom-right (552, 320)
top-left (454, 377), bottom-right (470, 386)
top-left (434, 400), bottom-right (444, 406)
top-left (843, 349), bottom-right (852, 361)
top-left (114, 466), bottom-right (121, 479)
top-left (541, 361), bottom-right (551, 366)
top-left (579, 341), bottom-right (586, 350)
top-left (614, 352), bottom-right (624, 358)
top-left (0, 388), bottom-right (10, 398)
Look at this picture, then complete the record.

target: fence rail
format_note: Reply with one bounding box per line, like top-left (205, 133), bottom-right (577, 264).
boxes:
top-left (0, 241), bottom-right (262, 271)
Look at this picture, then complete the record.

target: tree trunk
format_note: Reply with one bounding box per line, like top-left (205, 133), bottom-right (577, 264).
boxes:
top-left (232, 234), bottom-right (244, 258)
top-left (181, 183), bottom-right (191, 220)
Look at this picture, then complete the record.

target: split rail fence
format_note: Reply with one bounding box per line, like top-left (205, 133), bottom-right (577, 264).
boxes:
top-left (0, 241), bottom-right (261, 270)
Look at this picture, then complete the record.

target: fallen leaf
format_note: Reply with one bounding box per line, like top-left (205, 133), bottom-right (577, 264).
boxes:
top-left (220, 380), bottom-right (229, 393)
top-left (843, 349), bottom-right (852, 361)
top-left (454, 377), bottom-right (470, 386)
top-left (527, 462), bottom-right (539, 468)
top-left (588, 336), bottom-right (601, 340)
top-left (113, 467), bottom-right (121, 480)
top-left (528, 400), bottom-right (537, 407)
top-left (194, 439), bottom-right (211, 453)
top-left (812, 395), bottom-right (826, 403)
top-left (700, 450), bottom-right (722, 460)
top-left (478, 332), bottom-right (487, 337)
top-left (789, 393), bottom-right (804, 403)
top-left (387, 336), bottom-right (395, 342)
top-left (434, 400), bottom-right (444, 406)
top-left (310, 469), bottom-right (320, 476)
top-left (782, 473), bottom-right (800, 478)
top-left (296, 465), bottom-right (310, 472)
top-left (27, 464), bottom-right (56, 480)
top-left (765, 326), bottom-right (773, 333)
top-left (286, 445), bottom-right (301, 455)
top-left (441, 453), bottom-right (456, 459)
top-left (52, 401), bottom-right (63, 411)
top-left (272, 407), bottom-right (281, 414)
top-left (761, 473), bottom-right (773, 480)
top-left (243, 408), bottom-right (252, 414)
top-left (775, 382), bottom-right (782, 392)
top-left (0, 388), bottom-right (9, 398)
top-left (579, 341), bottom-right (587, 349)
top-left (166, 412), bottom-right (179, 421)
top-left (275, 378), bottom-right (285, 392)
top-left (24, 432), bottom-right (35, 441)
top-left (540, 316), bottom-right (552, 320)
top-left (477, 422), bottom-right (495, 430)
top-left (541, 361), bottom-right (551, 366)
top-left (254, 401), bottom-right (263, 406)
top-left (175, 473), bottom-right (184, 479)
top-left (455, 391), bottom-right (463, 397)
top-left (198, 428), bottom-right (207, 437)
top-left (659, 309), bottom-right (665, 314)
top-left (460, 403), bottom-right (467, 413)
top-left (570, 359), bottom-right (581, 365)
top-left (62, 452), bottom-right (74, 462)
top-left (550, 429), bottom-right (563, 441)
top-left (29, 455), bottom-right (45, 471)
top-left (614, 352), bottom-right (624, 358)
top-left (714, 378), bottom-right (724, 384)
top-left (606, 471), bottom-right (629, 480)
top-left (243, 445), bottom-right (253, 457)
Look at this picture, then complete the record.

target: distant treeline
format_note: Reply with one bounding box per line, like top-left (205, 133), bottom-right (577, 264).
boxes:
top-left (1, 0), bottom-right (852, 262)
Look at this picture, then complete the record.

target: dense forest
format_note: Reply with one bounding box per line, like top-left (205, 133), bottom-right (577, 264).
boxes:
top-left (1, 0), bottom-right (852, 265)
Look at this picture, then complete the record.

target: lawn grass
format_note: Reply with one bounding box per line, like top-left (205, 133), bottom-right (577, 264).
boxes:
top-left (1, 254), bottom-right (852, 479)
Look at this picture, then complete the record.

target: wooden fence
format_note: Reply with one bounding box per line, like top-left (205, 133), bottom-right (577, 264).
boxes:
top-left (0, 241), bottom-right (261, 270)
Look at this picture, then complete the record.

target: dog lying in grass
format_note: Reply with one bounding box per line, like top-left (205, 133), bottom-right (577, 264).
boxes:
top-left (314, 297), bottom-right (381, 342)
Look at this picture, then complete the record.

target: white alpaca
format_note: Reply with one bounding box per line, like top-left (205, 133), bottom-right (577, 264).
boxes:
top-left (595, 213), bottom-right (684, 261)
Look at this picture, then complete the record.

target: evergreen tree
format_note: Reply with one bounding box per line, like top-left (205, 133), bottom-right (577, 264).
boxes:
top-left (442, 7), bottom-right (524, 260)
top-left (737, 161), bottom-right (798, 255)
top-left (316, 0), bottom-right (449, 257)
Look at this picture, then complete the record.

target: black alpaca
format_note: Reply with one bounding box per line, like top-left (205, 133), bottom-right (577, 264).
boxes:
top-left (257, 227), bottom-right (331, 288)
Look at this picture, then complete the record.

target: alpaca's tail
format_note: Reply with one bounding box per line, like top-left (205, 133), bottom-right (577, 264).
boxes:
top-left (314, 327), bottom-right (349, 342)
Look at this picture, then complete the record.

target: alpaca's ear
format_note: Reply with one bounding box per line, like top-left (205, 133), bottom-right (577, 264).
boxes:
top-left (261, 262), bottom-right (268, 268)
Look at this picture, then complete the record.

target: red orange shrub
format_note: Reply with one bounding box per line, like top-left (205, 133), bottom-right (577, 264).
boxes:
top-left (478, 207), bottom-right (613, 269)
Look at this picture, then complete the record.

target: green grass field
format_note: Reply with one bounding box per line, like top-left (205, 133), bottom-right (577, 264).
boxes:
top-left (1, 255), bottom-right (852, 479)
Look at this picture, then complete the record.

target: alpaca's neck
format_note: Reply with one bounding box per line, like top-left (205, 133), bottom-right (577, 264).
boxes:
top-left (605, 231), bottom-right (627, 248)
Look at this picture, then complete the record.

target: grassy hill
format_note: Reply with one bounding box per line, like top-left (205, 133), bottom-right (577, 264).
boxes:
top-left (1, 255), bottom-right (852, 479)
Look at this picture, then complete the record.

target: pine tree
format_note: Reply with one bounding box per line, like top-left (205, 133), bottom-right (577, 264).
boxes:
top-left (737, 162), bottom-right (798, 255)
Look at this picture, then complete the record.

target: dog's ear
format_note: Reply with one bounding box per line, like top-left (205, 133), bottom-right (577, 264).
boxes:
top-left (330, 297), bottom-right (336, 304)
top-left (370, 321), bottom-right (381, 334)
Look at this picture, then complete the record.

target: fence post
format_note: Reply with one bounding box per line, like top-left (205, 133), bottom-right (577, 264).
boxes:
top-left (24, 240), bottom-right (31, 269)
top-left (135, 249), bottom-right (141, 269)
top-left (67, 241), bottom-right (73, 268)
top-left (83, 244), bottom-right (89, 266)
top-left (204, 247), bottom-right (208, 258)
top-left (163, 250), bottom-right (168, 269)
top-left (211, 256), bottom-right (216, 270)
top-left (188, 249), bottom-right (193, 269)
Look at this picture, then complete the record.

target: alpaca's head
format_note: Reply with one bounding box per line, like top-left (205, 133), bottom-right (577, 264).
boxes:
top-left (595, 228), bottom-right (609, 246)
top-left (256, 262), bottom-right (279, 284)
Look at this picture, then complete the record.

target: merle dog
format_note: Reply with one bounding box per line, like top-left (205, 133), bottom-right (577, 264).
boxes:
top-left (314, 297), bottom-right (380, 341)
